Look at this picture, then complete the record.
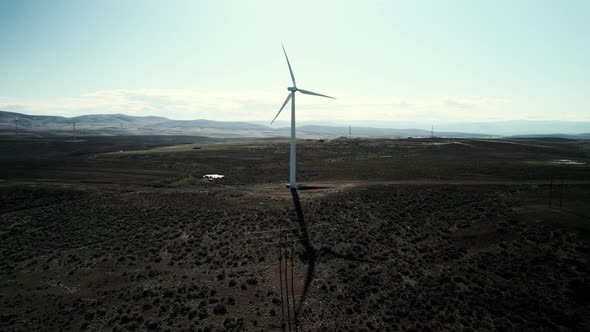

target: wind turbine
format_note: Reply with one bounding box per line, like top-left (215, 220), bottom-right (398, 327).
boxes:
top-left (271, 44), bottom-right (335, 189)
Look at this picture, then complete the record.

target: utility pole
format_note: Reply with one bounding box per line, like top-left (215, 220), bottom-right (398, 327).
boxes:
top-left (560, 179), bottom-right (564, 209)
top-left (349, 125), bottom-right (351, 137)
top-left (549, 175), bottom-right (553, 208)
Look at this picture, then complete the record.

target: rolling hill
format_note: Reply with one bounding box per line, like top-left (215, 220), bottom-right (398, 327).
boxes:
top-left (1, 110), bottom-right (588, 139)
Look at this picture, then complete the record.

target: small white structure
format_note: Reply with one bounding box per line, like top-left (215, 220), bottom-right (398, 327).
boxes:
top-left (203, 174), bottom-right (225, 181)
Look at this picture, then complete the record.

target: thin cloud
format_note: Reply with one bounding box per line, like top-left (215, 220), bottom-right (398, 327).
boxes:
top-left (0, 89), bottom-right (521, 122)
top-left (443, 97), bottom-right (511, 109)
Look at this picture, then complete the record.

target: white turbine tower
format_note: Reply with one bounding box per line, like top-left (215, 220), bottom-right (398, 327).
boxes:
top-left (271, 44), bottom-right (335, 189)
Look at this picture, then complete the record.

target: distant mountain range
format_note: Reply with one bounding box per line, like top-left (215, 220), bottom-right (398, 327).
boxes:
top-left (1, 111), bottom-right (588, 139)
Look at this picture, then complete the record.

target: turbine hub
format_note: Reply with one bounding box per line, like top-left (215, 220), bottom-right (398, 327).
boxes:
top-left (287, 87), bottom-right (297, 92)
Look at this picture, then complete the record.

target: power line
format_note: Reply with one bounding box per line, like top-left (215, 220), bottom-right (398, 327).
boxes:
top-left (283, 235), bottom-right (292, 332)
top-left (291, 241), bottom-right (298, 332)
top-left (278, 239), bottom-right (285, 328)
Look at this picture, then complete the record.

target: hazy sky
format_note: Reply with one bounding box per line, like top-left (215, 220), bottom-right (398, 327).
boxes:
top-left (0, 0), bottom-right (588, 124)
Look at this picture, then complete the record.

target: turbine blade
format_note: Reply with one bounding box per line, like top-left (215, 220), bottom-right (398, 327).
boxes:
top-left (271, 93), bottom-right (292, 124)
top-left (298, 89), bottom-right (335, 99)
top-left (282, 44), bottom-right (296, 87)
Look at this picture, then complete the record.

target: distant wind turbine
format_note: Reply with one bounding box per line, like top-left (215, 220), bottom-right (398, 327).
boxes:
top-left (271, 44), bottom-right (335, 189)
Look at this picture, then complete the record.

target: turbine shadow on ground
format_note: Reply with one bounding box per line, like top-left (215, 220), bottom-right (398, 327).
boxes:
top-left (289, 188), bottom-right (317, 319)
top-left (289, 187), bottom-right (375, 326)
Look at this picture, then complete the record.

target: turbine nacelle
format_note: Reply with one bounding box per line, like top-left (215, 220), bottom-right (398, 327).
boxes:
top-left (271, 45), bottom-right (335, 125)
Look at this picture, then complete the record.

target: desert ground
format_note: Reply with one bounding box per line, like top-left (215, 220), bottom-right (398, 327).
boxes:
top-left (0, 135), bottom-right (589, 331)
